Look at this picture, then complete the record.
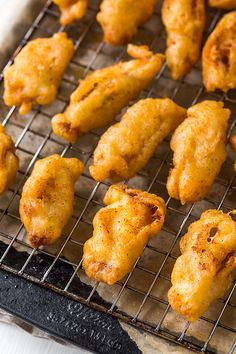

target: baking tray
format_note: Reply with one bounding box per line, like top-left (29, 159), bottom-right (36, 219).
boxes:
top-left (0, 1), bottom-right (235, 353)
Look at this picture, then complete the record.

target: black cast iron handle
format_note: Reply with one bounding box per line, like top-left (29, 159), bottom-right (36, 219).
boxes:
top-left (0, 269), bottom-right (141, 354)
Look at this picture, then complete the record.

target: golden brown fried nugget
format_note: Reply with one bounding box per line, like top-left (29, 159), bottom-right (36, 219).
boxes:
top-left (53, 0), bottom-right (88, 25)
top-left (83, 185), bottom-right (165, 284)
top-left (162, 0), bottom-right (206, 80)
top-left (20, 154), bottom-right (84, 248)
top-left (203, 12), bottom-right (236, 92)
top-left (4, 33), bottom-right (74, 115)
top-left (230, 134), bottom-right (236, 171)
top-left (209, 0), bottom-right (236, 9)
top-left (90, 98), bottom-right (186, 182)
top-left (167, 101), bottom-right (230, 205)
top-left (231, 134), bottom-right (236, 150)
top-left (168, 209), bottom-right (236, 322)
top-left (52, 45), bottom-right (165, 143)
top-left (0, 124), bottom-right (19, 194)
top-left (97, 0), bottom-right (158, 45)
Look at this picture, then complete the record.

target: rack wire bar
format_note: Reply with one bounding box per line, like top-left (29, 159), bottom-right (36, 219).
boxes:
top-left (0, 1), bottom-right (235, 353)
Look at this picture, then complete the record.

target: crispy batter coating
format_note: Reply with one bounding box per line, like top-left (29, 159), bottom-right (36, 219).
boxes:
top-left (53, 0), bottom-right (88, 25)
top-left (203, 11), bottom-right (236, 92)
top-left (97, 0), bottom-right (158, 45)
top-left (162, 0), bottom-right (206, 80)
top-left (209, 0), bottom-right (236, 9)
top-left (230, 134), bottom-right (236, 171)
top-left (83, 185), bottom-right (166, 284)
top-left (168, 209), bottom-right (236, 322)
top-left (167, 101), bottom-right (230, 205)
top-left (20, 154), bottom-right (84, 248)
top-left (52, 45), bottom-right (165, 143)
top-left (230, 134), bottom-right (236, 150)
top-left (0, 124), bottom-right (19, 194)
top-left (90, 98), bottom-right (186, 182)
top-left (4, 33), bottom-right (74, 115)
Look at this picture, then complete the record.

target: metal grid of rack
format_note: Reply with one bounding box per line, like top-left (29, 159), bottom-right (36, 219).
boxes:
top-left (0, 1), bottom-right (235, 353)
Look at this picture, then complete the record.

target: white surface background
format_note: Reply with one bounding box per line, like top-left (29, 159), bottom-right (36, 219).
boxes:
top-left (0, 322), bottom-right (89, 354)
top-left (0, 0), bottom-right (45, 68)
top-left (0, 1), bottom-right (88, 352)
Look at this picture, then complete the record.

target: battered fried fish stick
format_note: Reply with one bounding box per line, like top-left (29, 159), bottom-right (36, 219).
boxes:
top-left (203, 12), bottom-right (236, 92)
top-left (168, 209), bottom-right (236, 322)
top-left (52, 45), bottom-right (165, 143)
top-left (53, 0), bottom-right (88, 25)
top-left (4, 33), bottom-right (74, 115)
top-left (230, 134), bottom-right (236, 171)
top-left (83, 185), bottom-right (165, 285)
top-left (90, 98), bottom-right (186, 182)
top-left (162, 0), bottom-right (206, 80)
top-left (97, 0), bottom-right (158, 45)
top-left (167, 101), bottom-right (230, 205)
top-left (0, 124), bottom-right (19, 194)
top-left (209, 0), bottom-right (236, 9)
top-left (20, 155), bottom-right (84, 248)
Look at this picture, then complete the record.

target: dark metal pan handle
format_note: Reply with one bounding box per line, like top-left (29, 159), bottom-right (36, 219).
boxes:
top-left (0, 269), bottom-right (141, 354)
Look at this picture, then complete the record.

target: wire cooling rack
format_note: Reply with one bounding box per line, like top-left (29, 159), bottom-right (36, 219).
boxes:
top-left (0, 1), bottom-right (235, 353)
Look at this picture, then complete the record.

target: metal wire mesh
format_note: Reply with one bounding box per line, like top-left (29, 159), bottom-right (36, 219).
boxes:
top-left (0, 1), bottom-right (235, 353)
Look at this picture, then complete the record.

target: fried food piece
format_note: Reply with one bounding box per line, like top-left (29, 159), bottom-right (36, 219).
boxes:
top-left (209, 0), bottom-right (236, 9)
top-left (203, 12), bottom-right (236, 92)
top-left (90, 98), bottom-right (186, 182)
top-left (20, 154), bottom-right (84, 248)
top-left (53, 0), bottom-right (88, 25)
top-left (0, 124), bottom-right (19, 194)
top-left (97, 0), bottom-right (158, 45)
top-left (168, 209), bottom-right (236, 322)
top-left (4, 33), bottom-right (74, 115)
top-left (52, 45), bottom-right (165, 143)
top-left (83, 185), bottom-right (166, 284)
top-left (167, 101), bottom-right (230, 205)
top-left (230, 134), bottom-right (236, 150)
top-left (230, 134), bottom-right (236, 171)
top-left (162, 0), bottom-right (206, 80)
